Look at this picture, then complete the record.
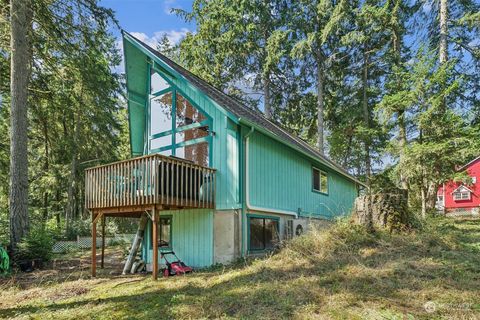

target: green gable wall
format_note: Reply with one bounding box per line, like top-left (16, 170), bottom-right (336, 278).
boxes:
top-left (246, 130), bottom-right (358, 218)
top-left (142, 209), bottom-right (214, 268)
top-left (123, 40), bottom-right (148, 156)
top-left (123, 36), bottom-right (241, 210)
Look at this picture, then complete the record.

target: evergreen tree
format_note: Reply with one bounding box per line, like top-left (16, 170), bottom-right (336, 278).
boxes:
top-left (176, 0), bottom-right (294, 117)
top-left (0, 0), bottom-right (125, 245)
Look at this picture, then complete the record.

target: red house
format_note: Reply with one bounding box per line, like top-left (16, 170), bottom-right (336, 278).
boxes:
top-left (436, 156), bottom-right (480, 216)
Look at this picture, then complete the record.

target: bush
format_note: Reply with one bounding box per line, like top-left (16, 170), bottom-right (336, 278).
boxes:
top-left (64, 219), bottom-right (92, 240)
top-left (16, 227), bottom-right (54, 262)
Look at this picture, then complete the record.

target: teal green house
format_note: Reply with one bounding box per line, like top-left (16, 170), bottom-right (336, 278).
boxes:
top-left (87, 32), bottom-right (364, 273)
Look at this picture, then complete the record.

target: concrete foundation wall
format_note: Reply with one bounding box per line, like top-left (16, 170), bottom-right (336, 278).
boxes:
top-left (213, 210), bottom-right (241, 264)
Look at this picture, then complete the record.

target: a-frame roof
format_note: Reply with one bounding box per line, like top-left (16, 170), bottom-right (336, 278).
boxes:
top-left (122, 31), bottom-right (366, 187)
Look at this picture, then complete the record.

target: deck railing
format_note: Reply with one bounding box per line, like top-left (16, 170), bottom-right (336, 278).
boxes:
top-left (85, 154), bottom-right (216, 210)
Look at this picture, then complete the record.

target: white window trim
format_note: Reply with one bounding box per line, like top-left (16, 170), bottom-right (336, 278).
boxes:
top-left (453, 191), bottom-right (471, 201)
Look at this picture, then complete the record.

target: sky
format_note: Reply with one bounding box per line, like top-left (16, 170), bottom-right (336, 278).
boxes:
top-left (100, 0), bottom-right (195, 48)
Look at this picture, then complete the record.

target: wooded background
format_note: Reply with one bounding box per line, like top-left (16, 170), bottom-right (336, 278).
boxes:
top-left (0, 0), bottom-right (479, 255)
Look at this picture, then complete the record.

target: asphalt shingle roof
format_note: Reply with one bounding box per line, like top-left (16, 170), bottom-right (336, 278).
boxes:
top-left (125, 31), bottom-right (365, 186)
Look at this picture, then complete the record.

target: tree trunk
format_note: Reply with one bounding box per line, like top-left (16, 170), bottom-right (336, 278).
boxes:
top-left (66, 109), bottom-right (81, 231)
top-left (264, 73), bottom-right (271, 119)
top-left (316, 54), bottom-right (325, 154)
top-left (392, 25), bottom-right (408, 191)
top-left (398, 110), bottom-right (408, 190)
top-left (439, 0), bottom-right (448, 64)
top-left (362, 48), bottom-right (371, 183)
top-left (42, 117), bottom-right (49, 222)
top-left (439, 0), bottom-right (448, 111)
top-left (9, 0), bottom-right (32, 254)
top-left (421, 186), bottom-right (427, 219)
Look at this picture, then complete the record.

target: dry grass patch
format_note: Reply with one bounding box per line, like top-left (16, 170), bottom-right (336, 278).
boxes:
top-left (1, 217), bottom-right (480, 319)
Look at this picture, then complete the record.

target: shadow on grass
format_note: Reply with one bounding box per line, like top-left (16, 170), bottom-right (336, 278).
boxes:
top-left (1, 218), bottom-right (480, 319)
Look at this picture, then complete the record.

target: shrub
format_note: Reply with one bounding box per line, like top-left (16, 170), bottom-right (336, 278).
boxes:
top-left (16, 227), bottom-right (54, 262)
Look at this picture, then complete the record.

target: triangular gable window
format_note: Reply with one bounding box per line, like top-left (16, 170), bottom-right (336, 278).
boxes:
top-left (151, 71), bottom-right (170, 94)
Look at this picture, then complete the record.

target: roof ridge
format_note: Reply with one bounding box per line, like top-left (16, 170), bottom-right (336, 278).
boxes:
top-left (123, 31), bottom-right (365, 186)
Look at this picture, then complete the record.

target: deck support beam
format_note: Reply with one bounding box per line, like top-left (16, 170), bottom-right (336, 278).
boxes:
top-left (152, 207), bottom-right (158, 280)
top-left (92, 212), bottom-right (97, 277)
top-left (101, 215), bottom-right (106, 269)
top-left (92, 211), bottom-right (103, 277)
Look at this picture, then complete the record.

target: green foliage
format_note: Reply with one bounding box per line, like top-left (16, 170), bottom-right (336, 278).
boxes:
top-left (16, 226), bottom-right (55, 262)
top-left (379, 48), bottom-right (479, 214)
top-left (0, 0), bottom-right (127, 244)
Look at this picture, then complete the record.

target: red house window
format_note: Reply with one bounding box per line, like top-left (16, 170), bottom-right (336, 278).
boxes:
top-left (453, 189), bottom-right (471, 201)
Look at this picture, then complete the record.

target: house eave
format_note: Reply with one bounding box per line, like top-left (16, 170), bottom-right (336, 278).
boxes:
top-left (238, 117), bottom-right (366, 188)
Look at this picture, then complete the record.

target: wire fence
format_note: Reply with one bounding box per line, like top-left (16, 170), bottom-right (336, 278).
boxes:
top-left (52, 234), bottom-right (135, 253)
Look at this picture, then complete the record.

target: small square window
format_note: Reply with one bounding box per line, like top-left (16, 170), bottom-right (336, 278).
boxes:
top-left (472, 177), bottom-right (477, 184)
top-left (312, 167), bottom-right (328, 194)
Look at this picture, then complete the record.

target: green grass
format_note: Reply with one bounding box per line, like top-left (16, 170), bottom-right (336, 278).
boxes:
top-left (1, 217), bottom-right (480, 319)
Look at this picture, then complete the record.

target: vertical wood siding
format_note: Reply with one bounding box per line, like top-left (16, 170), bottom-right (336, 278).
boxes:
top-left (142, 208), bottom-right (214, 268)
top-left (247, 131), bottom-right (357, 218)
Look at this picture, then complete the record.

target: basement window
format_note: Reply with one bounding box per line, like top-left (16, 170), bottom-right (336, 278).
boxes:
top-left (312, 167), bottom-right (328, 194)
top-left (248, 216), bottom-right (279, 251)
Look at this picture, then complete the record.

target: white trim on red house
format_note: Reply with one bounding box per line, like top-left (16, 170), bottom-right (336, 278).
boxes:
top-left (450, 185), bottom-right (474, 194)
top-left (458, 155), bottom-right (480, 171)
top-left (451, 185), bottom-right (473, 201)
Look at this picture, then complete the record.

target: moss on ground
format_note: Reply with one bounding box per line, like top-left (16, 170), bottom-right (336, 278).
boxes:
top-left (1, 217), bottom-right (479, 319)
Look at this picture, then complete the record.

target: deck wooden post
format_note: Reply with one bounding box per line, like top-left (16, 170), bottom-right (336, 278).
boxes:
top-left (92, 212), bottom-right (97, 277)
top-left (152, 208), bottom-right (158, 280)
top-left (101, 215), bottom-right (106, 269)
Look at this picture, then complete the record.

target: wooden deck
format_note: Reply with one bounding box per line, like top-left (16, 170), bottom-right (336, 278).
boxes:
top-left (85, 153), bottom-right (216, 213)
top-left (84, 154), bottom-right (216, 279)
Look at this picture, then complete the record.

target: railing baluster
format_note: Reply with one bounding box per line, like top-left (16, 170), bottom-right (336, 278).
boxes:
top-left (100, 167), bottom-right (103, 208)
top-left (142, 158), bottom-right (145, 204)
top-left (167, 158), bottom-right (170, 206)
top-left (180, 161), bottom-right (184, 207)
top-left (84, 154), bottom-right (216, 211)
top-left (159, 157), bottom-right (163, 205)
top-left (108, 165), bottom-right (112, 208)
top-left (155, 156), bottom-right (159, 205)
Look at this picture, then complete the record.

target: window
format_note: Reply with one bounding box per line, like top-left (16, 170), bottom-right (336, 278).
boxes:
top-left (147, 73), bottom-right (211, 167)
top-left (472, 177), bottom-right (477, 184)
top-left (151, 71), bottom-right (170, 94)
top-left (150, 92), bottom-right (173, 135)
top-left (248, 216), bottom-right (279, 251)
top-left (312, 167), bottom-right (328, 194)
top-left (151, 216), bottom-right (172, 249)
top-left (175, 141), bottom-right (210, 167)
top-left (436, 195), bottom-right (444, 204)
top-left (453, 191), bottom-right (470, 201)
top-left (176, 93), bottom-right (207, 127)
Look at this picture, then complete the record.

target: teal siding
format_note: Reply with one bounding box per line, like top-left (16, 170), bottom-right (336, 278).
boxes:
top-left (247, 131), bottom-right (357, 218)
top-left (147, 64), bottom-right (241, 210)
top-left (142, 208), bottom-right (214, 268)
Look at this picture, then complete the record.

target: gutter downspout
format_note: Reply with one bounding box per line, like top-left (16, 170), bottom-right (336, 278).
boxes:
top-left (241, 126), bottom-right (299, 257)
